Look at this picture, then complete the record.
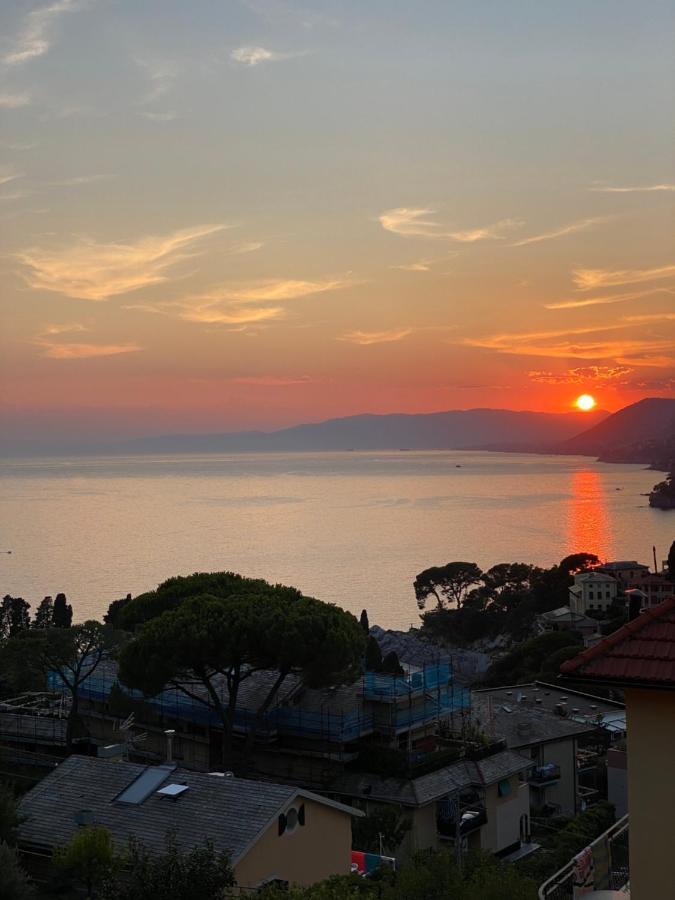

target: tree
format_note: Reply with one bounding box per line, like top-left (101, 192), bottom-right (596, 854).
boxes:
top-left (481, 631), bottom-right (582, 687)
top-left (104, 594), bottom-right (132, 629)
top-left (104, 832), bottom-right (234, 900)
top-left (667, 540), bottom-right (675, 576)
top-left (352, 805), bottom-right (411, 855)
top-left (359, 609), bottom-right (370, 635)
top-left (365, 635), bottom-right (383, 671)
top-left (414, 563), bottom-right (483, 610)
top-left (0, 596), bottom-right (31, 639)
top-left (117, 571), bottom-right (280, 630)
top-left (4, 622), bottom-right (111, 749)
top-left (54, 825), bottom-right (121, 898)
top-left (0, 841), bottom-right (35, 900)
top-left (118, 578), bottom-right (366, 765)
top-left (381, 651), bottom-right (404, 676)
top-left (53, 593), bottom-right (73, 628)
top-left (32, 596), bottom-right (54, 630)
top-left (477, 563), bottom-right (536, 612)
top-left (558, 553), bottom-right (600, 577)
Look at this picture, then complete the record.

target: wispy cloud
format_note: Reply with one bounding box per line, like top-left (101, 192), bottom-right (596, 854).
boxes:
top-left (622, 312), bottom-right (675, 324)
top-left (229, 375), bottom-right (314, 386)
top-left (135, 58), bottom-right (178, 103)
top-left (48, 173), bottom-right (113, 187)
top-left (511, 217), bottom-right (604, 247)
top-left (379, 207), bottom-right (522, 242)
top-left (391, 258), bottom-right (436, 272)
top-left (573, 264), bottom-right (675, 290)
top-left (464, 322), bottom-right (674, 366)
top-left (3, 0), bottom-right (84, 67)
top-left (126, 277), bottom-right (346, 329)
top-left (528, 366), bottom-right (633, 384)
top-left (590, 183), bottom-right (675, 193)
top-left (230, 46), bottom-right (305, 66)
top-left (338, 328), bottom-right (413, 345)
top-left (16, 224), bottom-right (227, 300)
top-left (0, 92), bottom-right (31, 108)
top-left (545, 287), bottom-right (674, 310)
top-left (33, 323), bottom-right (141, 359)
top-left (140, 110), bottom-right (177, 123)
top-left (0, 166), bottom-right (22, 187)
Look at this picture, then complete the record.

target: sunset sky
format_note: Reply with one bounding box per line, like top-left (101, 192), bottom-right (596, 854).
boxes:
top-left (1, 0), bottom-right (674, 450)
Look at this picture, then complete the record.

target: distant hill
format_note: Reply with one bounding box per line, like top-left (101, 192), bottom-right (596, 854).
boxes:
top-left (120, 407), bottom-right (608, 455)
top-left (559, 398), bottom-right (675, 469)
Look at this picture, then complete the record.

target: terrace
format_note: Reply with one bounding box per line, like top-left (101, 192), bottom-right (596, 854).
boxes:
top-left (538, 815), bottom-right (629, 899)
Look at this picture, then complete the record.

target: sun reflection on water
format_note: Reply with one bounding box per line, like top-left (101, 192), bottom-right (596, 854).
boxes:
top-left (566, 470), bottom-right (612, 560)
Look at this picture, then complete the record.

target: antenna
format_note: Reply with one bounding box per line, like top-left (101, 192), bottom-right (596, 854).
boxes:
top-left (653, 546), bottom-right (658, 574)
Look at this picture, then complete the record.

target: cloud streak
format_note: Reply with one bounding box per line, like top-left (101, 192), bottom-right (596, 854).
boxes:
top-left (34, 324), bottom-right (141, 359)
top-left (3, 0), bottom-right (83, 67)
top-left (573, 263), bottom-right (675, 290)
top-left (379, 207), bottom-right (522, 242)
top-left (230, 46), bottom-right (304, 66)
top-left (511, 217), bottom-right (604, 247)
top-left (126, 278), bottom-right (347, 329)
top-left (590, 183), bottom-right (675, 193)
top-left (0, 92), bottom-right (31, 108)
top-left (465, 322), bottom-right (674, 366)
top-left (338, 328), bottom-right (413, 345)
top-left (16, 224), bottom-right (227, 300)
top-left (528, 366), bottom-right (633, 384)
top-left (545, 287), bottom-right (674, 310)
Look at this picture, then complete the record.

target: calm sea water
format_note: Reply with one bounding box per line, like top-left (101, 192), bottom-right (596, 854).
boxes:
top-left (0, 451), bottom-right (670, 631)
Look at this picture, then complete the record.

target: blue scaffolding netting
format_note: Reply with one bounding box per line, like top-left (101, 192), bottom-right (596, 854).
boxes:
top-left (50, 661), bottom-right (470, 743)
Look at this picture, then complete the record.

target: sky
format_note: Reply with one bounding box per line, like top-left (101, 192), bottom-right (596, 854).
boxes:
top-left (1, 0), bottom-right (674, 450)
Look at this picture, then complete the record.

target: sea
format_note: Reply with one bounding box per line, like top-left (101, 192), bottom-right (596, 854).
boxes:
top-left (0, 451), bottom-right (671, 632)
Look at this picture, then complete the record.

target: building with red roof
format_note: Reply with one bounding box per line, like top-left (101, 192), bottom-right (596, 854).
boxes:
top-left (559, 597), bottom-right (675, 900)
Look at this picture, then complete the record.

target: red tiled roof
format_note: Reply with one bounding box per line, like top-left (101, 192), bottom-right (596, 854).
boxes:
top-left (560, 597), bottom-right (675, 687)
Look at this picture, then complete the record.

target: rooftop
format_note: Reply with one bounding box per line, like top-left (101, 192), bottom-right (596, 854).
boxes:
top-left (560, 597), bottom-right (675, 688)
top-left (328, 749), bottom-right (531, 807)
top-left (18, 755), bottom-right (361, 861)
top-left (471, 683), bottom-right (625, 747)
top-left (596, 561), bottom-right (648, 571)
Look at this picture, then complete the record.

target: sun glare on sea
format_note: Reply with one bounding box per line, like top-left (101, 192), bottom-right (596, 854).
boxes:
top-left (575, 394), bottom-right (596, 412)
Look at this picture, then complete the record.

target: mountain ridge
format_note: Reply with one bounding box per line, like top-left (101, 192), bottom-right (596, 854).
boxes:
top-left (116, 406), bottom-right (608, 455)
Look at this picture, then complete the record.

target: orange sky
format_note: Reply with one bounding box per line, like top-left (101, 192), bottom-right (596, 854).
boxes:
top-left (1, 1), bottom-right (674, 449)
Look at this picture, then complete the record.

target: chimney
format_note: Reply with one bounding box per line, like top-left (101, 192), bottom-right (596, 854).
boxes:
top-left (164, 729), bottom-right (176, 764)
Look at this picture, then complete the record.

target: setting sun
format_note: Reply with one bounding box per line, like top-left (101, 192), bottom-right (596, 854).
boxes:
top-left (576, 394), bottom-right (597, 412)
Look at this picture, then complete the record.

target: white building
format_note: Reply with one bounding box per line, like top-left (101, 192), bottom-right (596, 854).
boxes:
top-left (569, 571), bottom-right (618, 615)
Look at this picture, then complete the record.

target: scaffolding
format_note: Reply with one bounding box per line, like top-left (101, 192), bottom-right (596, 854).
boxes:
top-left (50, 658), bottom-right (470, 747)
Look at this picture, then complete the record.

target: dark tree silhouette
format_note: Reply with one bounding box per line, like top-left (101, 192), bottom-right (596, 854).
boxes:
top-left (0, 596), bottom-right (31, 639)
top-left (414, 562), bottom-right (483, 610)
top-left (53, 593), bottom-right (73, 628)
top-left (33, 596), bottom-right (54, 629)
top-left (359, 609), bottom-right (370, 634)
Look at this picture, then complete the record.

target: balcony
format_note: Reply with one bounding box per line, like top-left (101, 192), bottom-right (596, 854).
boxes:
top-left (437, 793), bottom-right (487, 839)
top-left (529, 764), bottom-right (561, 787)
top-left (538, 815), bottom-right (629, 899)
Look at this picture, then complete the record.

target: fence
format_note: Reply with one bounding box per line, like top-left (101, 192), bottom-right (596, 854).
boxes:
top-left (538, 815), bottom-right (629, 899)
top-left (364, 663), bottom-right (452, 698)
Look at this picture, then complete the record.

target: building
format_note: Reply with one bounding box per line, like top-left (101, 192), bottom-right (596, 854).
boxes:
top-left (569, 571), bottom-right (618, 616)
top-left (538, 606), bottom-right (600, 644)
top-left (594, 561), bottom-right (651, 586)
top-left (17, 755), bottom-right (363, 892)
top-left (471, 683), bottom-right (625, 817)
top-left (559, 597), bottom-right (675, 900)
top-left (626, 574), bottom-right (674, 608)
top-left (329, 747), bottom-right (533, 861)
top-left (72, 659), bottom-right (470, 788)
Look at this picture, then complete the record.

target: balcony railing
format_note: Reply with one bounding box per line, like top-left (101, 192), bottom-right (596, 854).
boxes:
top-left (530, 764), bottom-right (561, 786)
top-left (437, 805), bottom-right (488, 838)
top-left (538, 815), bottom-right (629, 899)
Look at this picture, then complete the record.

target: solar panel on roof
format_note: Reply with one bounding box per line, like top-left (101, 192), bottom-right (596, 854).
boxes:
top-left (115, 765), bottom-right (175, 805)
top-left (157, 783), bottom-right (189, 799)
